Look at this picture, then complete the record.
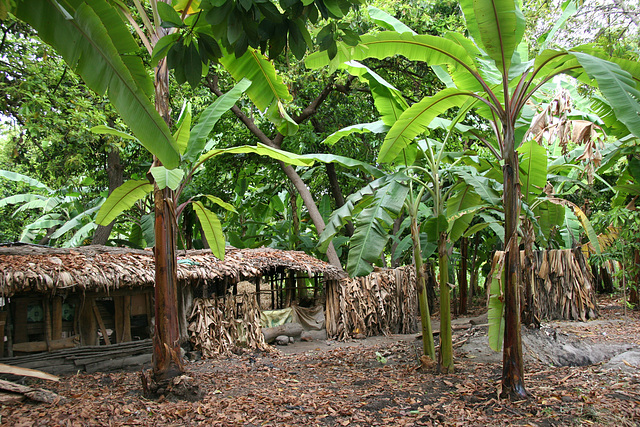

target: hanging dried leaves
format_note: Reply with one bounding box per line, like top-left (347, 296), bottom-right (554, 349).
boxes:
top-left (187, 292), bottom-right (271, 358)
top-left (492, 248), bottom-right (598, 322)
top-left (0, 245), bottom-right (340, 297)
top-left (326, 266), bottom-right (419, 340)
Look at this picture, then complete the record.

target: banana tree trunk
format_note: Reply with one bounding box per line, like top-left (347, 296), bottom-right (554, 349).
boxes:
top-left (437, 233), bottom-right (454, 373)
top-left (151, 53), bottom-right (183, 383)
top-left (410, 216), bottom-right (435, 360)
top-left (501, 122), bottom-right (526, 399)
top-left (459, 237), bottom-right (468, 314)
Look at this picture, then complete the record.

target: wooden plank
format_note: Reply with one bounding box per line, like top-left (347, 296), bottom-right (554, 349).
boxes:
top-left (91, 300), bottom-right (111, 346)
top-left (51, 297), bottom-right (62, 341)
top-left (12, 336), bottom-right (79, 353)
top-left (0, 363), bottom-right (60, 382)
top-left (0, 379), bottom-right (63, 404)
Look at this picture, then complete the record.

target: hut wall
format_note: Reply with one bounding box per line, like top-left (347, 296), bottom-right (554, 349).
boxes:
top-left (326, 266), bottom-right (419, 340)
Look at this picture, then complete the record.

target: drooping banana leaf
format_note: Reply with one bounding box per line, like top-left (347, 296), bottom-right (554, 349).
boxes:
top-left (0, 169), bottom-right (51, 190)
top-left (346, 178), bottom-right (410, 276)
top-left (15, 0), bottom-right (180, 168)
top-left (192, 201), bottom-right (225, 260)
top-left (95, 180), bottom-right (154, 225)
top-left (572, 51), bottom-right (640, 139)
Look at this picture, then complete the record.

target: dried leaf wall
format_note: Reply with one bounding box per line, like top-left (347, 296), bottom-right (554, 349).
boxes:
top-left (492, 248), bottom-right (598, 322)
top-left (326, 266), bottom-right (419, 340)
top-left (187, 292), bottom-right (270, 358)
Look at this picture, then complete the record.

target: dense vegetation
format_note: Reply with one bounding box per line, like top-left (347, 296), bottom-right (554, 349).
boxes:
top-left (1, 0), bottom-right (638, 398)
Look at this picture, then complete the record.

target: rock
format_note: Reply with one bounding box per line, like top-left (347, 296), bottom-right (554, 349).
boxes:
top-left (602, 350), bottom-right (640, 372)
top-left (275, 335), bottom-right (290, 346)
top-left (289, 336), bottom-right (294, 344)
top-left (301, 330), bottom-right (327, 342)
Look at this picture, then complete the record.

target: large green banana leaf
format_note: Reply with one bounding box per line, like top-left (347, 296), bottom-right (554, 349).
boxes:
top-left (343, 61), bottom-right (409, 126)
top-left (379, 88), bottom-right (470, 163)
top-left (446, 184), bottom-right (482, 243)
top-left (347, 178), bottom-right (409, 276)
top-left (220, 47), bottom-right (297, 135)
top-left (95, 180), bottom-right (154, 225)
top-left (517, 139), bottom-right (547, 205)
top-left (15, 0), bottom-right (180, 169)
top-left (184, 79), bottom-right (252, 163)
top-left (459, 0), bottom-right (525, 72)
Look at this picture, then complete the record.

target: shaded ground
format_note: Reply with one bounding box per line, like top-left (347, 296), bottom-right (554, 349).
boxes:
top-left (1, 295), bottom-right (639, 426)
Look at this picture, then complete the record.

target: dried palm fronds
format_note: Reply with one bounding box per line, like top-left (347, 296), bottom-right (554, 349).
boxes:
top-left (0, 245), bottom-right (340, 297)
top-left (326, 266), bottom-right (419, 340)
top-left (187, 292), bottom-right (270, 358)
top-left (491, 248), bottom-right (597, 323)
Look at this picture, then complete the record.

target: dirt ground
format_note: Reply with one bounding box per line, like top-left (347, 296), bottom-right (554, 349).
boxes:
top-left (1, 295), bottom-right (639, 426)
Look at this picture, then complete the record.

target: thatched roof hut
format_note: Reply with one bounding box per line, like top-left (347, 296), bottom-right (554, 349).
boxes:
top-left (0, 244), bottom-right (341, 297)
top-left (0, 244), bottom-right (340, 358)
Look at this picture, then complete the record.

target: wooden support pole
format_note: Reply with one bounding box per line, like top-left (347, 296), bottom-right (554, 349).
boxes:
top-left (123, 295), bottom-right (132, 342)
top-left (51, 297), bottom-right (62, 341)
top-left (114, 296), bottom-right (124, 343)
top-left (79, 298), bottom-right (97, 346)
top-left (43, 300), bottom-right (52, 351)
top-left (0, 311), bottom-right (6, 358)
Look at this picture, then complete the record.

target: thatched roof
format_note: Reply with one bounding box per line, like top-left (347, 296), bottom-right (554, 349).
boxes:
top-left (0, 245), bottom-right (341, 297)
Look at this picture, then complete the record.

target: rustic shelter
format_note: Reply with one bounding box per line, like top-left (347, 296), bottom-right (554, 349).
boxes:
top-left (0, 244), bottom-right (341, 360)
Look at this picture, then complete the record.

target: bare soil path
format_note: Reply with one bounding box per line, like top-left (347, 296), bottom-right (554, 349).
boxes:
top-left (1, 295), bottom-right (639, 426)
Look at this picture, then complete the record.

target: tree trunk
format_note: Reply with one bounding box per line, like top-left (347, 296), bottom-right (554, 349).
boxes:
top-left (458, 237), bottom-right (468, 315)
top-left (438, 233), bottom-right (454, 373)
top-left (501, 122), bottom-right (526, 399)
top-left (280, 163), bottom-right (343, 272)
top-left (326, 162), bottom-right (354, 236)
top-left (469, 232), bottom-right (480, 302)
top-left (410, 215), bottom-right (435, 360)
top-left (150, 52), bottom-right (183, 383)
top-left (631, 247), bottom-right (640, 306)
top-left (92, 145), bottom-right (123, 245)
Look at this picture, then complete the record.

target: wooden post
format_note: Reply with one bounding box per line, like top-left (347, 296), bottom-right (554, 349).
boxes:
top-left (114, 296), bottom-right (124, 343)
top-left (0, 311), bottom-right (6, 357)
top-left (43, 300), bottom-right (52, 351)
top-left (79, 297), bottom-right (98, 346)
top-left (12, 299), bottom-right (29, 344)
top-left (123, 295), bottom-right (132, 342)
top-left (51, 297), bottom-right (62, 341)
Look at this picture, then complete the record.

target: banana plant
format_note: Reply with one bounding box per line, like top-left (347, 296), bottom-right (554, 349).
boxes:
top-left (0, 170), bottom-right (104, 246)
top-left (94, 79), bottom-right (314, 259)
top-left (307, 0), bottom-right (640, 398)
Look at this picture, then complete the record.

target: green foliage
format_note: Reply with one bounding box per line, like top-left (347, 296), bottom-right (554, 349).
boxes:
top-left (14, 0), bottom-right (181, 169)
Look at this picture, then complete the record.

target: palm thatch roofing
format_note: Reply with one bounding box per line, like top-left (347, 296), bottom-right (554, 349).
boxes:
top-left (0, 244), bottom-right (341, 297)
